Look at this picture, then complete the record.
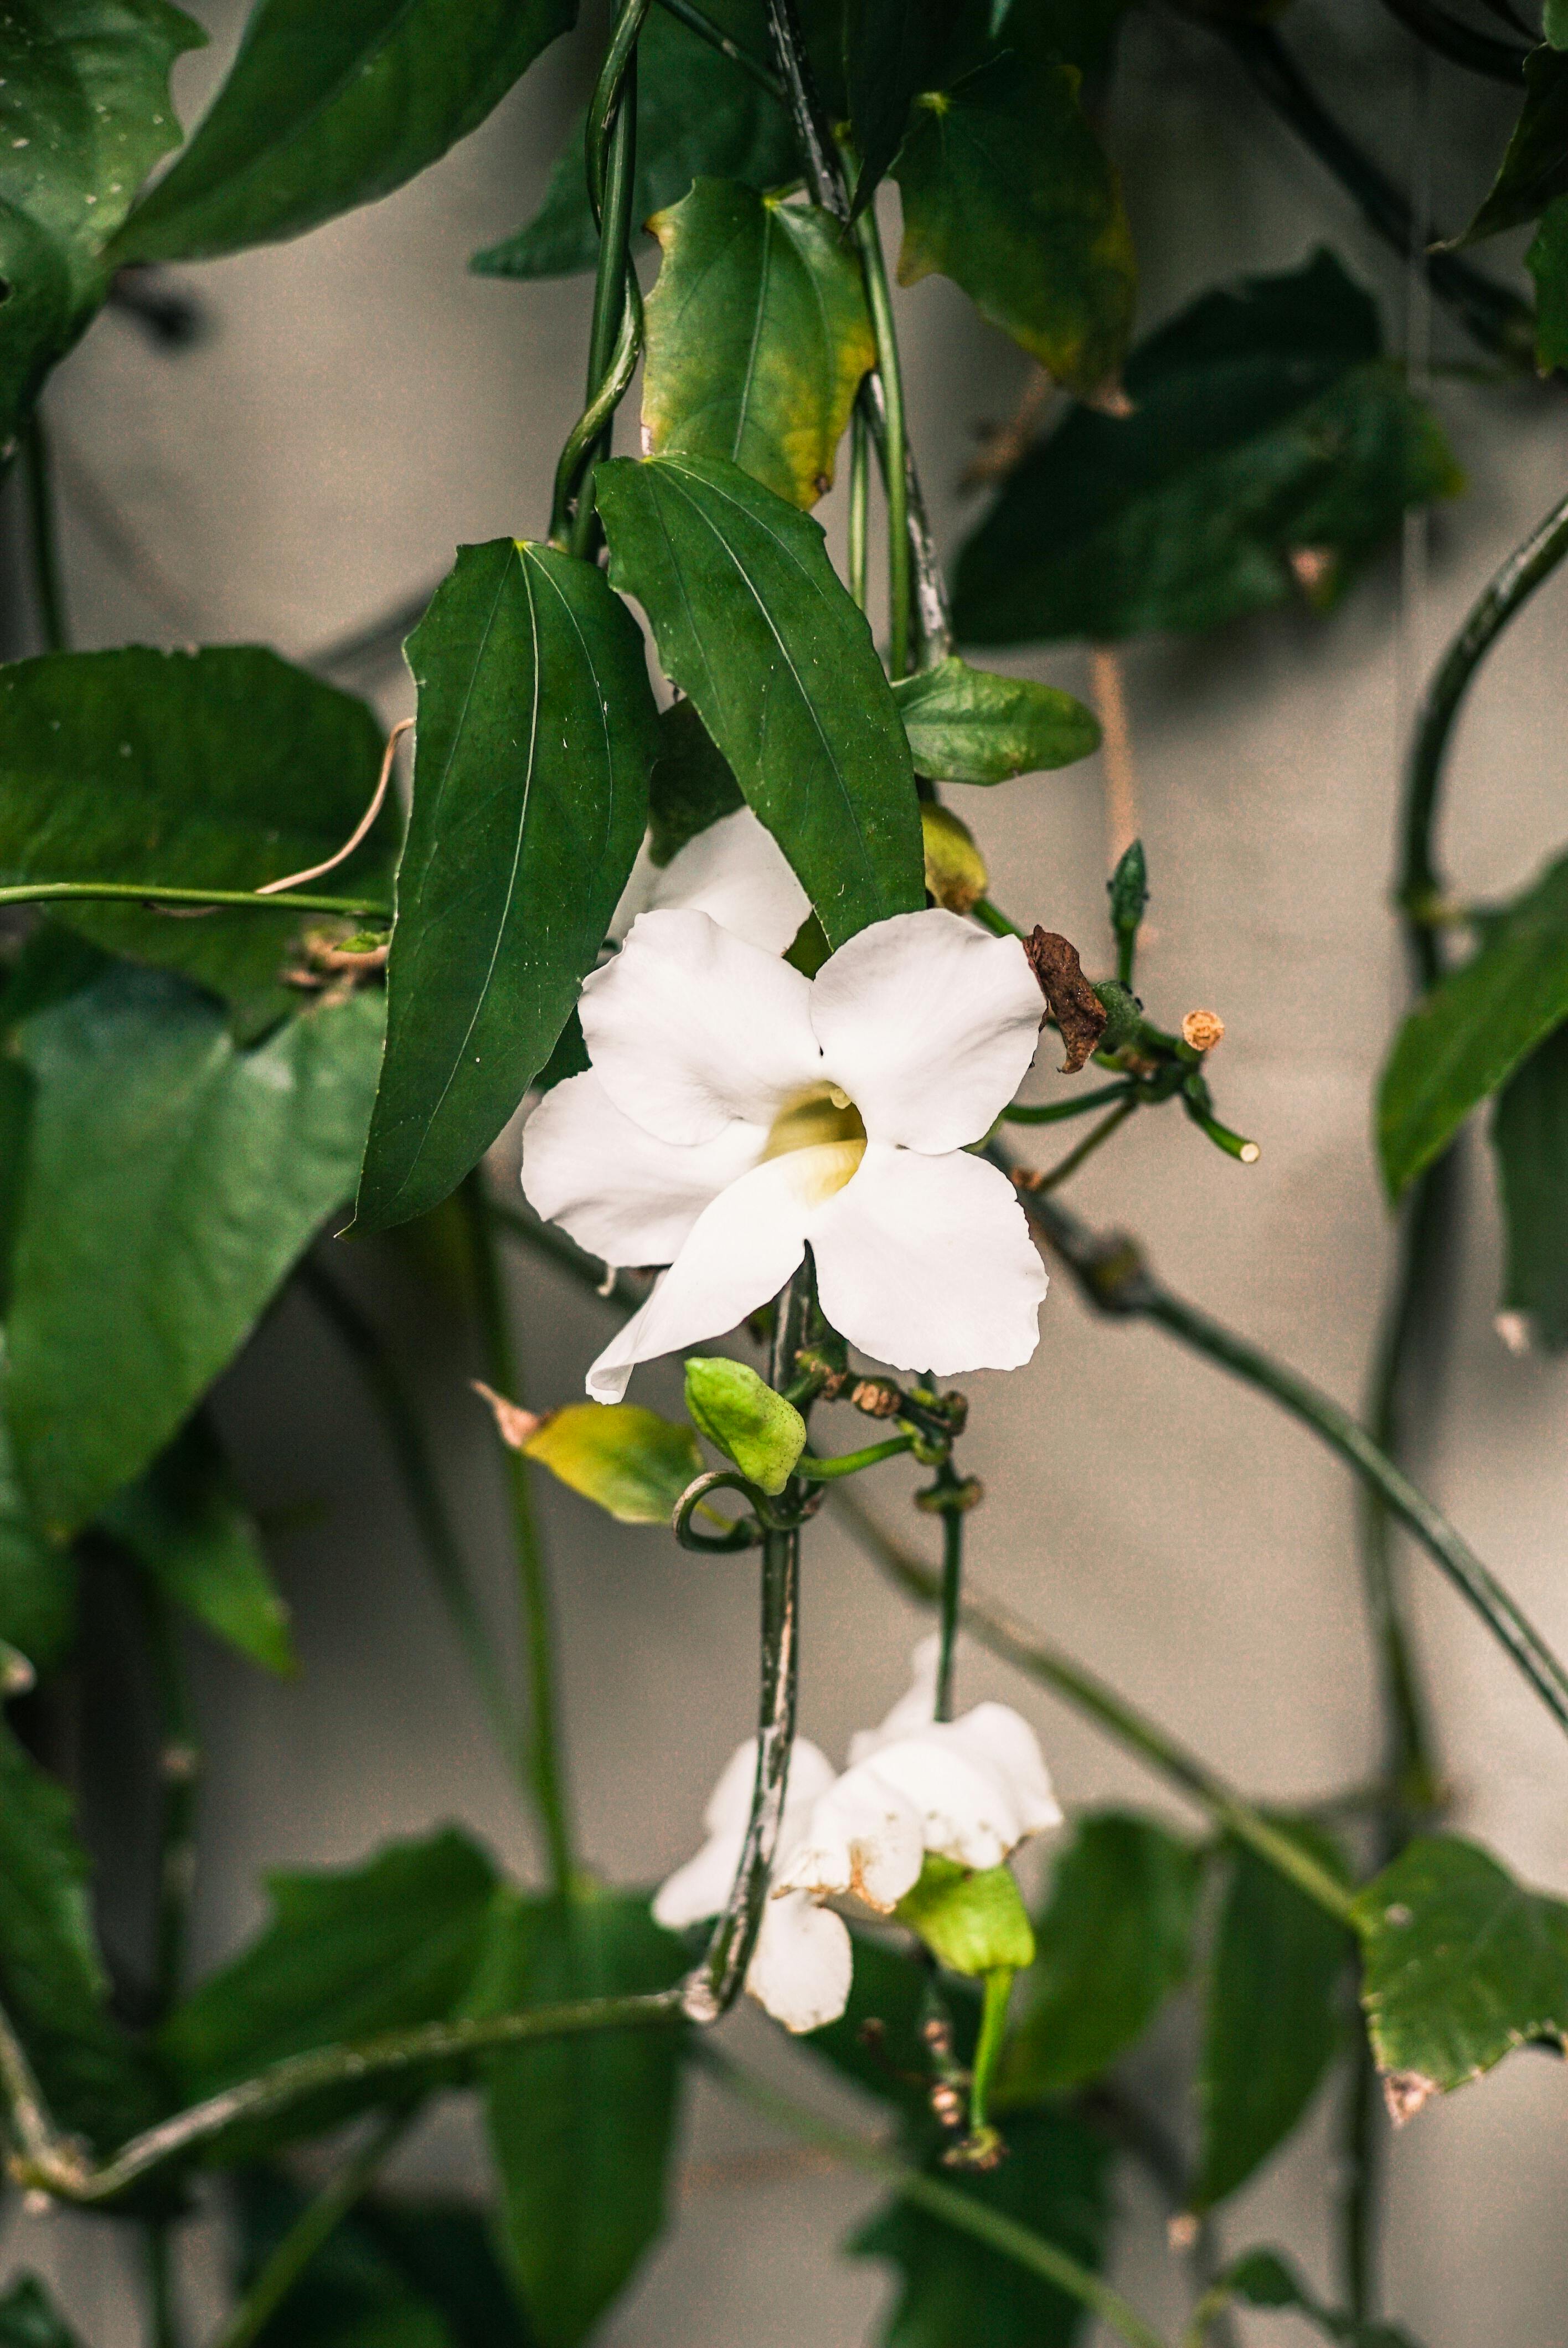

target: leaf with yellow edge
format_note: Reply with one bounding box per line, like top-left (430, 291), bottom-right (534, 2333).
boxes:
top-left (642, 179), bottom-right (875, 509)
top-left (525, 1404), bottom-right (702, 1526)
top-left (896, 1854), bottom-right (1036, 1975)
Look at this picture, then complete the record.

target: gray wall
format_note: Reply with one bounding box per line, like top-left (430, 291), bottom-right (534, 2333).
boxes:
top-left (4, 4), bottom-right (1567, 2341)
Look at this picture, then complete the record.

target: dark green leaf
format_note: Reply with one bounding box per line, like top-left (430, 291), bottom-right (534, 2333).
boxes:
top-left (0, 648), bottom-right (394, 1037)
top-left (1459, 44), bottom-right (1568, 242)
top-left (852, 2107), bottom-right (1112, 2348)
top-left (0, 1718), bottom-right (159, 2148)
top-left (597, 452), bottom-right (923, 946)
top-left (643, 179), bottom-right (874, 508)
top-left (1378, 848), bottom-right (1568, 1199)
top-left (0, 1355), bottom-right (75, 1676)
top-left (646, 699), bottom-right (743, 866)
top-left (804, 1929), bottom-right (948, 2117)
top-left (97, 1414), bottom-right (294, 1675)
top-left (1526, 194), bottom-right (1568, 369)
top-left (844, 0), bottom-right (985, 216)
top-left (470, 1884), bottom-right (687, 2348)
top-left (112, 0), bottom-right (574, 263)
top-left (7, 969), bottom-right (384, 1537)
top-left (1209, 2247), bottom-right (1422, 2348)
top-left (1350, 1835), bottom-right (1568, 2110)
top-left (1492, 1018), bottom-right (1568, 1348)
top-left (891, 52), bottom-right (1134, 404)
top-left (354, 540), bottom-right (657, 1235)
top-left (354, 2203), bottom-right (534, 2348)
top-left (472, 2), bottom-right (796, 282)
top-left (163, 1829), bottom-right (501, 2157)
top-left (997, 1811), bottom-right (1200, 2104)
top-left (0, 0), bottom-right (202, 443)
top-left (0, 2277), bottom-right (85, 2348)
top-left (1192, 1823), bottom-right (1352, 2209)
top-left (953, 249), bottom-right (1463, 645)
top-left (1003, 0), bottom-right (1137, 78)
top-left (893, 656), bottom-right (1100, 782)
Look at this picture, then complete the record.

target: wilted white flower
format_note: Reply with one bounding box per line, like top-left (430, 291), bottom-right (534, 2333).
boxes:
top-left (653, 1641), bottom-right (1060, 2033)
top-left (522, 903), bottom-right (1048, 1402)
top-left (611, 805), bottom-right (809, 952)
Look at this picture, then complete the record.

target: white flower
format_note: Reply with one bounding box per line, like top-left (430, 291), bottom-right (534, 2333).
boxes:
top-left (652, 1641), bottom-right (1061, 2033)
top-left (611, 805), bottom-right (809, 952)
top-left (522, 903), bottom-right (1049, 1402)
top-left (652, 1735), bottom-right (853, 2033)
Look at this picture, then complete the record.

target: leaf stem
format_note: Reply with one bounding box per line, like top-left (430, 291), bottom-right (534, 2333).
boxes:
top-left (566, 0), bottom-right (649, 558)
top-left (685, 1264), bottom-right (812, 2020)
top-left (213, 2110), bottom-right (414, 2348)
top-left (1003, 1081), bottom-right (1134, 1126)
top-left (829, 1486), bottom-right (1358, 1925)
top-left (852, 201), bottom-right (911, 679)
top-left (459, 1173), bottom-right (574, 1896)
top-left (22, 414), bottom-right (68, 652)
top-left (796, 1433), bottom-right (915, 1480)
top-left (698, 2046), bottom-right (1172, 2348)
top-left (1022, 1096), bottom-right (1138, 1192)
top-left (933, 1464), bottom-right (964, 1724)
top-left (145, 2223), bottom-right (182, 2348)
top-left (848, 404), bottom-right (870, 612)
top-left (999, 1162), bottom-right (1568, 1749)
top-left (0, 881), bottom-right (388, 918)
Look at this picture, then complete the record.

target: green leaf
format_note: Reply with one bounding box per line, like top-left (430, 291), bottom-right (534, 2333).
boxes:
top-left (111, 0), bottom-right (574, 263)
top-left (891, 54), bottom-right (1134, 404)
top-left (98, 1414), bottom-right (295, 1675)
top-left (524, 1402), bottom-right (702, 1525)
top-left (0, 0), bottom-right (203, 443)
top-left (0, 2277), bottom-right (85, 2348)
top-left (852, 2106), bottom-right (1112, 2348)
top-left (843, 0), bottom-right (984, 216)
top-left (234, 2170), bottom-right (507, 2348)
top-left (952, 249), bottom-right (1463, 645)
top-left (1192, 1822), bottom-right (1352, 2210)
top-left (1526, 194), bottom-right (1568, 370)
top-left (683, 1356), bottom-right (804, 1494)
top-left (0, 648), bottom-right (394, 1037)
top-left (354, 540), bottom-right (657, 1235)
top-left (0, 1372), bottom-right (76, 1677)
top-left (0, 1718), bottom-right (159, 2148)
top-left (352, 2203), bottom-right (533, 2348)
top-left (997, 1811), bottom-right (1201, 2103)
top-left (892, 655), bottom-right (1100, 782)
top-left (643, 179), bottom-right (874, 509)
top-left (1492, 1018), bottom-right (1568, 1349)
top-left (596, 452), bottom-right (924, 946)
top-left (471, 1), bottom-right (797, 282)
top-left (470, 1883), bottom-right (687, 2348)
top-left (895, 1853), bottom-right (1035, 1975)
top-left (1207, 2248), bottom-right (1422, 2348)
top-left (1377, 848), bottom-right (1568, 1199)
top-left (1459, 44), bottom-right (1568, 243)
top-left (163, 1829), bottom-right (501, 2157)
top-left (1548, 0), bottom-right (1568, 45)
top-left (647, 698), bottom-right (744, 866)
top-left (7, 969), bottom-right (384, 1537)
top-left (1350, 1835), bottom-right (1568, 2110)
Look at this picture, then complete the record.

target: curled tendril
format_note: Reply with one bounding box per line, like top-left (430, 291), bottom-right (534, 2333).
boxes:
top-left (672, 1469), bottom-right (824, 1551)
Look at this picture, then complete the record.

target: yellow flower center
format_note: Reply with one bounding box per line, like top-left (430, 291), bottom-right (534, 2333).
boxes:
top-left (761, 1083), bottom-right (866, 1201)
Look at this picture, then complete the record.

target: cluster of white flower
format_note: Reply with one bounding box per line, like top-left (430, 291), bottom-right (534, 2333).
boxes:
top-left (652, 1639), bottom-right (1061, 2031)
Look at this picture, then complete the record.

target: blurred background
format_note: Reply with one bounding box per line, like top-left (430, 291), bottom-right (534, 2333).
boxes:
top-left (2, 1), bottom-right (1566, 2337)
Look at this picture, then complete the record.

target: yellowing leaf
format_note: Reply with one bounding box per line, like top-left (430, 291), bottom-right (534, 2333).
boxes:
top-left (524, 1404), bottom-right (702, 1525)
top-left (921, 805), bottom-right (987, 914)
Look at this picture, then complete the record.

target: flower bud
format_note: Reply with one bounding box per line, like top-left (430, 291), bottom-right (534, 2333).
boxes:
top-left (921, 804), bottom-right (988, 914)
top-left (1181, 1007), bottom-right (1225, 1054)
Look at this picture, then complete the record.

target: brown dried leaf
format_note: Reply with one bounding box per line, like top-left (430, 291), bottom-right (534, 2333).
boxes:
top-left (1023, 928), bottom-right (1107, 1072)
top-left (471, 1379), bottom-right (545, 1451)
top-left (1382, 2067), bottom-right (1438, 2126)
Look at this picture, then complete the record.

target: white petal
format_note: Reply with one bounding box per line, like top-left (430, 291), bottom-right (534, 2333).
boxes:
top-left (861, 1733), bottom-right (1023, 1872)
top-left (653, 1734), bottom-right (839, 1928)
top-left (848, 1634), bottom-right (941, 1765)
top-left (746, 1891), bottom-right (853, 2032)
top-left (644, 809), bottom-right (810, 952)
top-left (809, 1144), bottom-right (1047, 1377)
top-left (773, 1765), bottom-right (925, 1914)
top-left (810, 909), bottom-right (1043, 1152)
top-left (521, 1070), bottom-right (762, 1267)
top-left (944, 1704), bottom-right (1062, 1837)
top-left (584, 1149), bottom-right (830, 1401)
top-left (580, 908), bottom-right (821, 1145)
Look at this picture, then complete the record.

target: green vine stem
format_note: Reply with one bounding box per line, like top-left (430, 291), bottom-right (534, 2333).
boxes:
top-left (1003, 1080), bottom-right (1136, 1125)
top-left (999, 1160), bottom-right (1568, 1748)
top-left (848, 403), bottom-right (870, 611)
top-left (213, 2109), bottom-right (416, 2348)
top-left (797, 1433), bottom-right (914, 1480)
top-left (829, 1485), bottom-right (1358, 1925)
top-left (0, 881), bottom-right (388, 918)
top-left (459, 1171), bottom-right (575, 1897)
top-left (138, 1568), bottom-right (201, 2348)
top-left (852, 198), bottom-right (912, 678)
top-left (698, 2046), bottom-right (1172, 2348)
top-left (22, 413), bottom-right (68, 653)
top-left (684, 1264), bottom-right (813, 2019)
top-left (932, 1464), bottom-right (966, 1723)
top-left (296, 1255), bottom-right (523, 1788)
